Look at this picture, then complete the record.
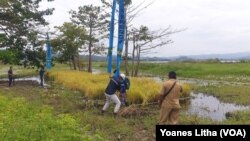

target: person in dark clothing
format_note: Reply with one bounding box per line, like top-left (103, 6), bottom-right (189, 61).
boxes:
top-left (119, 73), bottom-right (127, 106)
top-left (39, 66), bottom-right (45, 86)
top-left (112, 70), bottom-right (129, 106)
top-left (8, 66), bottom-right (13, 87)
top-left (101, 74), bottom-right (126, 115)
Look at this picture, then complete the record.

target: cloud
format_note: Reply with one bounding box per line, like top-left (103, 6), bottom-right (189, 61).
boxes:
top-left (40, 0), bottom-right (250, 57)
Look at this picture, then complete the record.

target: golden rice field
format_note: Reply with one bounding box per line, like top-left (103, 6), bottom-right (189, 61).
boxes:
top-left (48, 71), bottom-right (191, 105)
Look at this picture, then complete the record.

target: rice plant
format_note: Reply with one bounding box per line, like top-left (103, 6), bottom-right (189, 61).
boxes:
top-left (49, 71), bottom-right (191, 105)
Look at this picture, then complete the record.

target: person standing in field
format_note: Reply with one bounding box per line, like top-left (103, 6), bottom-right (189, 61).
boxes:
top-left (119, 73), bottom-right (127, 106)
top-left (112, 70), bottom-right (130, 106)
top-left (158, 71), bottom-right (182, 125)
top-left (39, 65), bottom-right (45, 86)
top-left (7, 66), bottom-right (14, 87)
top-left (119, 73), bottom-right (131, 106)
top-left (101, 73), bottom-right (125, 116)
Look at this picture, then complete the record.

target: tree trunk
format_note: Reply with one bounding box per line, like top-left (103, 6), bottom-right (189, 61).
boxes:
top-left (71, 56), bottom-right (77, 70)
top-left (88, 28), bottom-right (93, 73)
top-left (135, 46), bottom-right (140, 77)
top-left (131, 36), bottom-right (136, 76)
top-left (88, 43), bottom-right (92, 73)
top-left (69, 59), bottom-right (72, 70)
top-left (77, 53), bottom-right (81, 70)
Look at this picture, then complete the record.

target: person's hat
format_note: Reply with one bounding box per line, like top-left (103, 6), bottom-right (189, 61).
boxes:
top-left (120, 73), bottom-right (126, 80)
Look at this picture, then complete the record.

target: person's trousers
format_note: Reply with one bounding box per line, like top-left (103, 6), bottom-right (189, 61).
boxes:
top-left (8, 78), bottom-right (12, 86)
top-left (40, 76), bottom-right (44, 86)
top-left (158, 105), bottom-right (180, 125)
top-left (102, 93), bottom-right (121, 113)
top-left (119, 93), bottom-right (127, 106)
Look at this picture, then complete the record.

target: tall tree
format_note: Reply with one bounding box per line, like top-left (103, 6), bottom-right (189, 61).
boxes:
top-left (102, 0), bottom-right (184, 77)
top-left (0, 0), bottom-right (54, 64)
top-left (130, 25), bottom-right (183, 76)
top-left (53, 22), bottom-right (87, 70)
top-left (70, 5), bottom-right (109, 73)
top-left (101, 0), bottom-right (154, 76)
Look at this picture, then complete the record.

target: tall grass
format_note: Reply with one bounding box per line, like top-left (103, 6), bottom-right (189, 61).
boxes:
top-left (138, 61), bottom-right (250, 81)
top-left (49, 70), bottom-right (191, 105)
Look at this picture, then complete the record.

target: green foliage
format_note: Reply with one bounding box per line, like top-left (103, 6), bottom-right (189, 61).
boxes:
top-left (0, 49), bottom-right (19, 64)
top-left (70, 4), bottom-right (109, 72)
top-left (0, 0), bottom-right (54, 66)
top-left (0, 95), bottom-right (106, 141)
top-left (224, 110), bottom-right (250, 124)
top-left (0, 0), bottom-right (54, 48)
top-left (53, 22), bottom-right (87, 64)
top-left (24, 47), bottom-right (46, 68)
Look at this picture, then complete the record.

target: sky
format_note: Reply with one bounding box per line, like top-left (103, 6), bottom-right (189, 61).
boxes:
top-left (40, 0), bottom-right (250, 57)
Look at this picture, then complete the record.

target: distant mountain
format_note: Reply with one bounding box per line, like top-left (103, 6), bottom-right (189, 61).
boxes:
top-left (177, 52), bottom-right (250, 60)
top-left (78, 52), bottom-right (250, 62)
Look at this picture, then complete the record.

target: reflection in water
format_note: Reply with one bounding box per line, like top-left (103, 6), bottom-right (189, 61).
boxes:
top-left (183, 93), bottom-right (250, 121)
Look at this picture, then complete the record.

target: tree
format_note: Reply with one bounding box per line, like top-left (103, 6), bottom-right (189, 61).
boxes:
top-left (0, 0), bottom-right (54, 65)
top-left (53, 22), bottom-right (87, 70)
top-left (70, 4), bottom-right (109, 73)
top-left (130, 25), bottom-right (183, 76)
top-left (101, 0), bottom-right (154, 76)
top-left (102, 0), bottom-right (184, 77)
top-left (0, 49), bottom-right (18, 64)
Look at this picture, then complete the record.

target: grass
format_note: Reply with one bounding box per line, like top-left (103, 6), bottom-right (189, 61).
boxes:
top-left (191, 83), bottom-right (250, 105)
top-left (0, 64), bottom-right (38, 78)
top-left (96, 61), bottom-right (250, 105)
top-left (96, 61), bottom-right (250, 82)
top-left (0, 83), bottom-right (224, 141)
top-left (1, 61), bottom-right (250, 140)
top-left (139, 61), bottom-right (250, 81)
top-left (0, 88), bottom-right (106, 141)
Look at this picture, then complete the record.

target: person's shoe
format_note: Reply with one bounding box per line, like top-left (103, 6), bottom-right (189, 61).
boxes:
top-left (113, 112), bottom-right (118, 117)
top-left (100, 110), bottom-right (105, 115)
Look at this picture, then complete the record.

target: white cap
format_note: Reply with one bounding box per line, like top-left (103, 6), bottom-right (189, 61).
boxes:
top-left (120, 73), bottom-right (126, 80)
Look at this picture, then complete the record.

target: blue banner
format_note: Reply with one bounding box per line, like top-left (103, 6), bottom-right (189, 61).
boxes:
top-left (107, 0), bottom-right (116, 74)
top-left (46, 32), bottom-right (52, 70)
top-left (115, 0), bottom-right (125, 77)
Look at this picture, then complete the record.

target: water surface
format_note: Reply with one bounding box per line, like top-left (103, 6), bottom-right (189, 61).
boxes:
top-left (185, 93), bottom-right (250, 121)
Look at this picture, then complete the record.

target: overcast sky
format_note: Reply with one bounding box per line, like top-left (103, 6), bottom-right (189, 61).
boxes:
top-left (40, 0), bottom-right (250, 57)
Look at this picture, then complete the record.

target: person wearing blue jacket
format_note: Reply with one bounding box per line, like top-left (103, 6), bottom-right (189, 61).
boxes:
top-left (101, 74), bottom-right (126, 116)
top-left (119, 73), bottom-right (127, 106)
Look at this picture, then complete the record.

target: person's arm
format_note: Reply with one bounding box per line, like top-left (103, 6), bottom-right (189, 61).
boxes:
top-left (158, 83), bottom-right (166, 106)
top-left (8, 70), bottom-right (12, 76)
top-left (120, 82), bottom-right (126, 93)
top-left (180, 85), bottom-right (183, 93)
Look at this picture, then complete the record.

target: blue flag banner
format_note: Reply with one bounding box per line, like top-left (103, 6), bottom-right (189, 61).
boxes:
top-left (107, 0), bottom-right (116, 74)
top-left (46, 32), bottom-right (52, 70)
top-left (115, 0), bottom-right (125, 77)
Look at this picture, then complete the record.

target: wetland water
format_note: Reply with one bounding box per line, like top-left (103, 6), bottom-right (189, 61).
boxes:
top-left (0, 76), bottom-right (49, 86)
top-left (183, 93), bottom-right (250, 121)
top-left (152, 76), bottom-right (250, 121)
